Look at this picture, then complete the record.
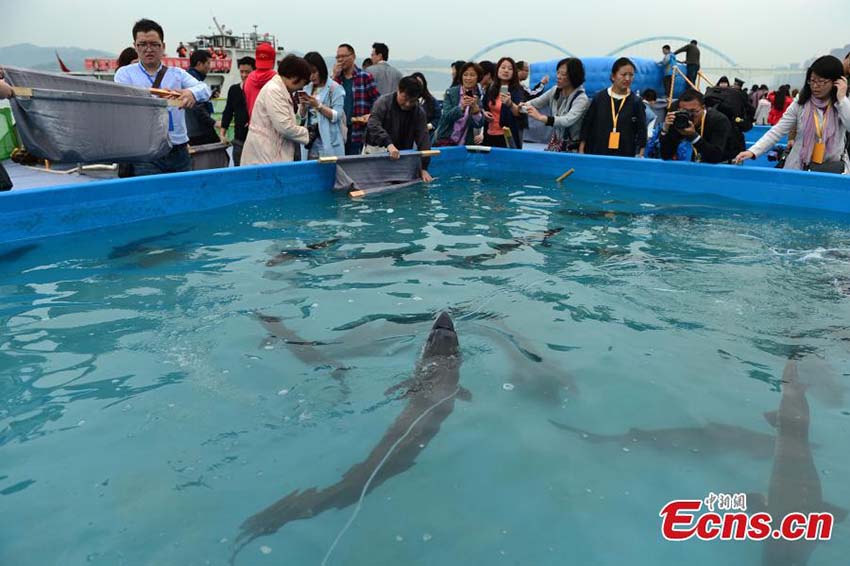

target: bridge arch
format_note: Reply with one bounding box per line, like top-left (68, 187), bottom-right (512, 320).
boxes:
top-left (468, 38), bottom-right (576, 61)
top-left (606, 36), bottom-right (738, 67)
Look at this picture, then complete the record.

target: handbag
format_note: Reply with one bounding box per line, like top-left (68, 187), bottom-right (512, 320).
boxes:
top-left (0, 161), bottom-right (12, 191)
top-left (806, 160), bottom-right (846, 174)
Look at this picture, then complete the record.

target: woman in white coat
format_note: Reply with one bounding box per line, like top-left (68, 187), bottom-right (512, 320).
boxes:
top-left (242, 55), bottom-right (312, 165)
top-left (736, 55), bottom-right (850, 173)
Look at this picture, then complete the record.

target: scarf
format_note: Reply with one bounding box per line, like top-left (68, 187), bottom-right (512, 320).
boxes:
top-left (791, 95), bottom-right (840, 169)
top-left (448, 87), bottom-right (477, 145)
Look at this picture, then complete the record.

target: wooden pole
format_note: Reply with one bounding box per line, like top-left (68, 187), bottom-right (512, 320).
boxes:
top-left (556, 168), bottom-right (575, 183)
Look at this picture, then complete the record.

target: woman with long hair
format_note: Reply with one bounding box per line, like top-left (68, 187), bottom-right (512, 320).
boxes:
top-left (736, 55), bottom-right (849, 172)
top-left (450, 60), bottom-right (466, 88)
top-left (242, 55), bottom-right (312, 165)
top-left (411, 72), bottom-right (441, 131)
top-left (434, 62), bottom-right (485, 146)
top-left (482, 57), bottom-right (525, 148)
top-left (298, 51), bottom-right (346, 159)
top-left (579, 57), bottom-right (647, 157)
top-left (523, 57), bottom-right (589, 152)
top-left (767, 84), bottom-right (792, 126)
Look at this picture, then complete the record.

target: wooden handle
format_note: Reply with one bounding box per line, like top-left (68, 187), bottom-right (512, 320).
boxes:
top-left (556, 168), bottom-right (575, 183)
top-left (11, 86), bottom-right (33, 97)
top-left (149, 87), bottom-right (180, 98)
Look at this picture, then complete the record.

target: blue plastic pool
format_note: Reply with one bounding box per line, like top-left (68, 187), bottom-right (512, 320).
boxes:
top-left (1, 150), bottom-right (849, 565)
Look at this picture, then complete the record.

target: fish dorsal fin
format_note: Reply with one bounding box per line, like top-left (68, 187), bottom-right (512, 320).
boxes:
top-left (763, 411), bottom-right (779, 429)
top-left (822, 502), bottom-right (849, 523)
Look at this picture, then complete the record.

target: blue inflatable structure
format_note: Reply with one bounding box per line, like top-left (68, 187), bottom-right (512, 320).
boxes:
top-left (530, 56), bottom-right (689, 99)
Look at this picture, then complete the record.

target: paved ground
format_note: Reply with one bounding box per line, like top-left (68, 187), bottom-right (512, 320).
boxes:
top-left (2, 159), bottom-right (109, 191)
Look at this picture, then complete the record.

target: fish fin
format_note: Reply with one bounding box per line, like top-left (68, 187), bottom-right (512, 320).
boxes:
top-left (822, 502), bottom-right (849, 522)
top-left (384, 378), bottom-right (416, 397)
top-left (457, 386), bottom-right (472, 402)
top-left (763, 411), bottom-right (779, 428)
top-left (746, 492), bottom-right (768, 514)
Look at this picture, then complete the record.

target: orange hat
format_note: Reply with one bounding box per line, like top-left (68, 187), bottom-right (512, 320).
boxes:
top-left (255, 42), bottom-right (276, 70)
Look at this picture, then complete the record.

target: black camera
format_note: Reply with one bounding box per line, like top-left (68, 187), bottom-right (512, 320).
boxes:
top-left (304, 124), bottom-right (320, 151)
top-left (672, 110), bottom-right (691, 130)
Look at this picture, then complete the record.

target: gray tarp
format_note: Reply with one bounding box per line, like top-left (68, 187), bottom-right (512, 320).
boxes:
top-left (2, 66), bottom-right (171, 163)
top-left (333, 152), bottom-right (422, 196)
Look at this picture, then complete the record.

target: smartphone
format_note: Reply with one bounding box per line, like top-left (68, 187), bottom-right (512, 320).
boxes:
top-left (500, 85), bottom-right (509, 95)
top-left (465, 89), bottom-right (475, 97)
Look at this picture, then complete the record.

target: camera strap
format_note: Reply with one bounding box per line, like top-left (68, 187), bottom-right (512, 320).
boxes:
top-left (692, 111), bottom-right (708, 162)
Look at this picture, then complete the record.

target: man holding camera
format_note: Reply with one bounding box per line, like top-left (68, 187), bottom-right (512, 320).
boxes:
top-left (660, 89), bottom-right (737, 164)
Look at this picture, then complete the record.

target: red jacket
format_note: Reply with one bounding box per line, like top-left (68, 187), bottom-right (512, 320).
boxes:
top-left (243, 69), bottom-right (278, 119)
top-left (767, 92), bottom-right (791, 126)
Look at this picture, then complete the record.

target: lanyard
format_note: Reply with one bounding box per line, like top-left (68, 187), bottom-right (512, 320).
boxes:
top-left (813, 102), bottom-right (832, 142)
top-left (692, 111), bottom-right (708, 161)
top-left (138, 63), bottom-right (163, 85)
top-left (610, 93), bottom-right (627, 132)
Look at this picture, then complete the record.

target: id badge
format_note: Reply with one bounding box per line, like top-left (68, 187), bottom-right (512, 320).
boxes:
top-left (608, 131), bottom-right (621, 150)
top-left (811, 142), bottom-right (826, 164)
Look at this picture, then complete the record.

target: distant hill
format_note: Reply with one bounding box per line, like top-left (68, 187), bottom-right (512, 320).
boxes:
top-left (0, 43), bottom-right (114, 72)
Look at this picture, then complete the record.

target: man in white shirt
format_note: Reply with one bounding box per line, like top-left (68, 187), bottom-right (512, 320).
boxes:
top-left (114, 18), bottom-right (211, 176)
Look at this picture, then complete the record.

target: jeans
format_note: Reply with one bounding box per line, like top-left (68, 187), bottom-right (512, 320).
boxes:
top-left (344, 123), bottom-right (363, 156)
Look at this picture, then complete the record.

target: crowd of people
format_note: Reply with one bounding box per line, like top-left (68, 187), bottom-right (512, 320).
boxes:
top-left (1, 20), bottom-right (849, 186)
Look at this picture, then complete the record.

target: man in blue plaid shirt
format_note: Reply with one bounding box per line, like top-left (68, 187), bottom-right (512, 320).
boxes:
top-left (333, 44), bottom-right (380, 155)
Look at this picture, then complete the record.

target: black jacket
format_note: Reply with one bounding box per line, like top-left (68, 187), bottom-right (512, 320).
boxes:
top-left (365, 93), bottom-right (432, 169)
top-left (580, 90), bottom-right (647, 157)
top-left (186, 68), bottom-right (219, 146)
top-left (660, 107), bottom-right (736, 163)
top-left (221, 84), bottom-right (249, 142)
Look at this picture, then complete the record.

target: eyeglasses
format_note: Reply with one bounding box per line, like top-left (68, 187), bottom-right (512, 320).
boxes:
top-left (808, 77), bottom-right (832, 87)
top-left (135, 42), bottom-right (163, 51)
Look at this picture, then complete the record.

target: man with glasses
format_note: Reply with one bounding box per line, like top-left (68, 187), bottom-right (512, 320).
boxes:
top-left (114, 18), bottom-right (211, 176)
top-left (659, 89), bottom-right (737, 163)
top-left (333, 43), bottom-right (380, 155)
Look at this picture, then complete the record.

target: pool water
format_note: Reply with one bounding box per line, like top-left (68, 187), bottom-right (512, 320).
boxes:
top-left (1, 173), bottom-right (849, 566)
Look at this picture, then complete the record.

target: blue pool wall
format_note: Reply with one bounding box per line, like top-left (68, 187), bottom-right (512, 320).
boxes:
top-left (1, 147), bottom-right (848, 244)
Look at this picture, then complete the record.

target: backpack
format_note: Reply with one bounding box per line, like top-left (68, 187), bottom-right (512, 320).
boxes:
top-left (704, 87), bottom-right (753, 133)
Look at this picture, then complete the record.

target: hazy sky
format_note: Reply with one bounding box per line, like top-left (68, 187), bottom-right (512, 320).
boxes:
top-left (5, 0), bottom-right (849, 66)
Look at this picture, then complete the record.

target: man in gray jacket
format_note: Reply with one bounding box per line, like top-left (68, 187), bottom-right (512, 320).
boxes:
top-left (368, 42), bottom-right (403, 95)
top-left (365, 75), bottom-right (433, 182)
top-left (674, 40), bottom-right (701, 84)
